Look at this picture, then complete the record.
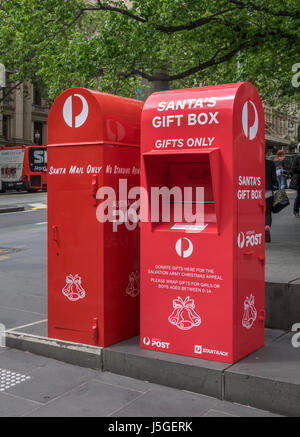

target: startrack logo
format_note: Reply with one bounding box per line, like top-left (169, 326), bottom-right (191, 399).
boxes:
top-left (194, 345), bottom-right (228, 357)
top-left (194, 345), bottom-right (202, 354)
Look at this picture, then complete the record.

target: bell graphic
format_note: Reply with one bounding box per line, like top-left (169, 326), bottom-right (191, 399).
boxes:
top-left (62, 274), bottom-right (86, 302)
top-left (168, 296), bottom-right (201, 331)
top-left (242, 294), bottom-right (257, 329)
top-left (126, 271), bottom-right (140, 298)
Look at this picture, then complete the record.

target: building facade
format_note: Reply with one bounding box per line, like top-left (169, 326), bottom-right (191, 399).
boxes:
top-left (0, 81), bottom-right (49, 147)
top-left (264, 104), bottom-right (299, 155)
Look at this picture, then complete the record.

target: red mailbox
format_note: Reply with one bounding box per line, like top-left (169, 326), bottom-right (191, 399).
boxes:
top-left (140, 82), bottom-right (265, 364)
top-left (47, 88), bottom-right (143, 347)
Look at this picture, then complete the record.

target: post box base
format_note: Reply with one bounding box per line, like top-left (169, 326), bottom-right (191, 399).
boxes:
top-left (139, 343), bottom-right (265, 365)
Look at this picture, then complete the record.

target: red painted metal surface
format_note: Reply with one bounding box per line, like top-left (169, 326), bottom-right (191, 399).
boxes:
top-left (140, 82), bottom-right (265, 364)
top-left (47, 88), bottom-right (143, 347)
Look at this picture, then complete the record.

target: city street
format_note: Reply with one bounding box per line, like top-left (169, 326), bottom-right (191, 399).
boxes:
top-left (0, 0), bottom-right (299, 421)
top-left (0, 192), bottom-right (47, 330)
top-left (0, 192), bottom-right (47, 229)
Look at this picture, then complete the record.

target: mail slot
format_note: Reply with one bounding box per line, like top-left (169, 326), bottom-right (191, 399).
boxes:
top-left (47, 88), bottom-right (143, 347)
top-left (140, 82), bottom-right (265, 363)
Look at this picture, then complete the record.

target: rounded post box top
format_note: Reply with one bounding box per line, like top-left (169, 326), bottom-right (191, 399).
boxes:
top-left (141, 82), bottom-right (264, 154)
top-left (48, 87), bottom-right (144, 147)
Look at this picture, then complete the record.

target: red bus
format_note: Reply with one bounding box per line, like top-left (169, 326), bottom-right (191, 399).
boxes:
top-left (0, 145), bottom-right (47, 193)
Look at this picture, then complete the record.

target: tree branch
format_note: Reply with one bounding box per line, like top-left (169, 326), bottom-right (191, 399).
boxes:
top-left (84, 2), bottom-right (239, 33)
top-left (120, 43), bottom-right (248, 82)
top-left (156, 8), bottom-right (239, 33)
top-left (95, 1), bottom-right (146, 23)
top-left (227, 0), bottom-right (299, 18)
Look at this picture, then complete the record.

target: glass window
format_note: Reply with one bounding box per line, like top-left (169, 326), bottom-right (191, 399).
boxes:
top-left (33, 121), bottom-right (43, 145)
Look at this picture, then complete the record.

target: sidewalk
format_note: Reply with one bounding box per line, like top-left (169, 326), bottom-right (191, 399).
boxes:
top-left (0, 347), bottom-right (279, 417)
top-left (266, 191), bottom-right (300, 285)
top-left (265, 191), bottom-right (300, 330)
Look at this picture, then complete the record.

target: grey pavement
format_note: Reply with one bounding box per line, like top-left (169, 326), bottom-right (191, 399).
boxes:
top-left (225, 331), bottom-right (300, 416)
top-left (0, 347), bottom-right (280, 417)
top-left (266, 190), bottom-right (300, 284)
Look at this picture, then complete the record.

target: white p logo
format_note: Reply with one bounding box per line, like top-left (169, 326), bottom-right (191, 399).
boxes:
top-left (63, 94), bottom-right (89, 128)
top-left (242, 100), bottom-right (258, 140)
top-left (237, 232), bottom-right (245, 249)
top-left (143, 337), bottom-right (151, 346)
top-left (176, 238), bottom-right (193, 258)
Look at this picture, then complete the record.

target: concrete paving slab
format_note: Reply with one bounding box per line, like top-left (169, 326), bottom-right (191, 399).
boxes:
top-left (203, 409), bottom-right (236, 417)
top-left (264, 328), bottom-right (286, 344)
top-left (202, 405), bottom-right (280, 417)
top-left (25, 379), bottom-right (144, 417)
top-left (103, 336), bottom-right (230, 399)
top-left (224, 332), bottom-right (300, 416)
top-left (210, 400), bottom-right (282, 417)
top-left (266, 282), bottom-right (300, 330)
top-left (111, 385), bottom-right (220, 417)
top-left (0, 392), bottom-right (41, 417)
top-left (0, 348), bottom-right (48, 374)
top-left (94, 371), bottom-right (159, 394)
top-left (5, 357), bottom-right (98, 404)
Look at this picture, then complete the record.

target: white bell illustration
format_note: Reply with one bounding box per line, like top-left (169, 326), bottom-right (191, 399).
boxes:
top-left (126, 271), bottom-right (140, 298)
top-left (242, 294), bottom-right (257, 329)
top-left (62, 274), bottom-right (86, 302)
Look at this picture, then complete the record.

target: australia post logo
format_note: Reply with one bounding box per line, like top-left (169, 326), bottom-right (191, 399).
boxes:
top-left (238, 231), bottom-right (263, 249)
top-left (143, 337), bottom-right (170, 350)
top-left (63, 93), bottom-right (89, 128)
top-left (175, 238), bottom-right (193, 258)
top-left (242, 100), bottom-right (258, 140)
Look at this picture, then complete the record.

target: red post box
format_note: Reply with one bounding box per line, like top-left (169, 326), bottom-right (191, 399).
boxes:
top-left (140, 82), bottom-right (265, 364)
top-left (47, 88), bottom-right (143, 347)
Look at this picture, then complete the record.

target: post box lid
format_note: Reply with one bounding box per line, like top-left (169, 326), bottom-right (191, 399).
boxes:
top-left (141, 82), bottom-right (264, 153)
top-left (48, 87), bottom-right (143, 147)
